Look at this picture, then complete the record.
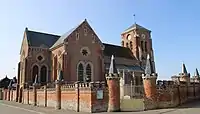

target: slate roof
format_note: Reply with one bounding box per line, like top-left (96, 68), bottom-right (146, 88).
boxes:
top-left (122, 23), bottom-right (150, 34)
top-left (24, 20), bottom-right (135, 60)
top-left (50, 27), bottom-right (76, 49)
top-left (26, 28), bottom-right (60, 48)
top-left (50, 19), bottom-right (86, 49)
top-left (105, 63), bottom-right (144, 71)
top-left (103, 43), bottom-right (135, 59)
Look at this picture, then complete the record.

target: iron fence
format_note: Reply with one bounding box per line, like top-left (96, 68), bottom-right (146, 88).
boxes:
top-left (120, 84), bottom-right (144, 99)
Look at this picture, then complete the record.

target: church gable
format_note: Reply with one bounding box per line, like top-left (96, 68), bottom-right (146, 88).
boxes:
top-left (20, 28), bottom-right (29, 58)
top-left (65, 19), bottom-right (104, 57)
top-left (50, 19), bottom-right (104, 51)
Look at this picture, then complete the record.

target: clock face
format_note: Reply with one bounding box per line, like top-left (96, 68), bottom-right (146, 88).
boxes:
top-left (127, 35), bottom-right (132, 40)
top-left (141, 34), bottom-right (146, 39)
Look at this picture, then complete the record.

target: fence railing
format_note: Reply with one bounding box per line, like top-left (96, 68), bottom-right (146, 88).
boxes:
top-left (120, 84), bottom-right (144, 98)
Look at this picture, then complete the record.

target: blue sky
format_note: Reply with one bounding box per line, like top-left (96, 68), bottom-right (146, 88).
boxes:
top-left (1, 0), bottom-right (200, 80)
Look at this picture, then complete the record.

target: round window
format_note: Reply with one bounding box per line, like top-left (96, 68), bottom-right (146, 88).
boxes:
top-left (37, 55), bottom-right (43, 61)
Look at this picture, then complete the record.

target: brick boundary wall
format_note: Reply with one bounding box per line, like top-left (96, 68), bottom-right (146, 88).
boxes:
top-left (1, 79), bottom-right (200, 112)
top-left (143, 80), bottom-right (200, 110)
top-left (2, 82), bottom-right (108, 113)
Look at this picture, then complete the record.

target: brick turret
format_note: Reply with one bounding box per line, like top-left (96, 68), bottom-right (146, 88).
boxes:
top-left (106, 55), bottom-right (120, 112)
top-left (142, 54), bottom-right (158, 103)
top-left (179, 63), bottom-right (190, 85)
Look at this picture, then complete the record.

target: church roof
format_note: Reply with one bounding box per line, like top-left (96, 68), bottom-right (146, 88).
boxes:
top-left (25, 28), bottom-right (60, 48)
top-left (24, 20), bottom-right (135, 60)
top-left (122, 23), bottom-right (151, 34)
top-left (103, 43), bottom-right (135, 59)
top-left (50, 20), bottom-right (85, 49)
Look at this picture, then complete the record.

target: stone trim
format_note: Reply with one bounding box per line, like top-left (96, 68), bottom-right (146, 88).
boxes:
top-left (142, 73), bottom-right (157, 79)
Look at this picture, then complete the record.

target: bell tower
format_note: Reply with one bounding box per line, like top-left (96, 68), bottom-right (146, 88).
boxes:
top-left (121, 22), bottom-right (156, 71)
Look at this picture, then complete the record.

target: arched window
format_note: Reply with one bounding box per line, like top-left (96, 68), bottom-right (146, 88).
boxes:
top-left (40, 65), bottom-right (47, 84)
top-left (86, 64), bottom-right (92, 82)
top-left (141, 41), bottom-right (144, 52)
top-left (121, 41), bottom-right (124, 47)
top-left (145, 41), bottom-right (147, 52)
top-left (130, 41), bottom-right (133, 50)
top-left (32, 65), bottom-right (39, 83)
top-left (126, 42), bottom-right (129, 48)
top-left (53, 56), bottom-right (58, 81)
top-left (78, 63), bottom-right (84, 82)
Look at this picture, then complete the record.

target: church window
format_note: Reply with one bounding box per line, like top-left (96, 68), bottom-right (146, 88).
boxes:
top-left (80, 47), bottom-right (90, 57)
top-left (84, 27), bottom-right (88, 36)
top-left (145, 41), bottom-right (147, 52)
top-left (76, 32), bottom-right (79, 40)
top-left (141, 41), bottom-right (144, 52)
top-left (37, 55), bottom-right (43, 61)
top-left (78, 63), bottom-right (84, 82)
top-left (130, 41), bottom-right (133, 50)
top-left (126, 42), bottom-right (129, 48)
top-left (121, 41), bottom-right (124, 47)
top-left (82, 49), bottom-right (88, 56)
top-left (86, 64), bottom-right (92, 82)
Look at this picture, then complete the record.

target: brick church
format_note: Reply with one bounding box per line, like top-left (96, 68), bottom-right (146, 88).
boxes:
top-left (18, 19), bottom-right (156, 88)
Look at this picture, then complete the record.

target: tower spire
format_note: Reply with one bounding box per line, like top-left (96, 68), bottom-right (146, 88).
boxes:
top-left (133, 14), bottom-right (136, 24)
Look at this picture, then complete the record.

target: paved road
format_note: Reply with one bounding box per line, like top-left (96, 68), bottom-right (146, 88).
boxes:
top-left (0, 100), bottom-right (200, 114)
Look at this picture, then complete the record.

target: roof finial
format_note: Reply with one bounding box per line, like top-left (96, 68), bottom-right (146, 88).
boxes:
top-left (182, 63), bottom-right (187, 74)
top-left (145, 54), bottom-right (154, 75)
top-left (108, 55), bottom-right (118, 75)
top-left (195, 68), bottom-right (199, 77)
top-left (133, 14), bottom-right (136, 24)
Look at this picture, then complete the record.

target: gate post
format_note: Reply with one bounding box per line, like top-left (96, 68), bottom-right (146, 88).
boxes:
top-left (142, 54), bottom-right (158, 110)
top-left (8, 88), bottom-right (11, 101)
top-left (44, 85), bottom-right (47, 107)
top-left (106, 55), bottom-right (120, 112)
top-left (27, 85), bottom-right (29, 104)
top-left (55, 80), bottom-right (61, 110)
top-left (75, 81), bottom-right (80, 112)
top-left (33, 83), bottom-right (38, 106)
top-left (16, 84), bottom-right (19, 102)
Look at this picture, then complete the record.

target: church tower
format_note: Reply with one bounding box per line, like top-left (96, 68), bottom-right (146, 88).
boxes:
top-left (121, 22), bottom-right (156, 72)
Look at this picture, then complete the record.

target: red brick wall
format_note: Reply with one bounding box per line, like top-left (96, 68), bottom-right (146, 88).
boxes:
top-left (157, 89), bottom-right (171, 102)
top-left (90, 88), bottom-right (108, 113)
top-left (47, 89), bottom-right (56, 108)
top-left (29, 89), bottom-right (34, 104)
top-left (23, 90), bottom-right (28, 104)
top-left (60, 85), bottom-right (108, 113)
top-left (12, 90), bottom-right (16, 101)
top-left (4, 82), bottom-right (108, 113)
top-left (37, 90), bottom-right (45, 106)
top-left (61, 89), bottom-right (77, 111)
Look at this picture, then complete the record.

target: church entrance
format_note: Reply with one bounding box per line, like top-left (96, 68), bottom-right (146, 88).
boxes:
top-left (40, 65), bottom-right (47, 85)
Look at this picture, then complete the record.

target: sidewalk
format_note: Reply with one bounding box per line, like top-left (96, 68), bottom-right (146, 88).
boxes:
top-left (0, 100), bottom-right (200, 114)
